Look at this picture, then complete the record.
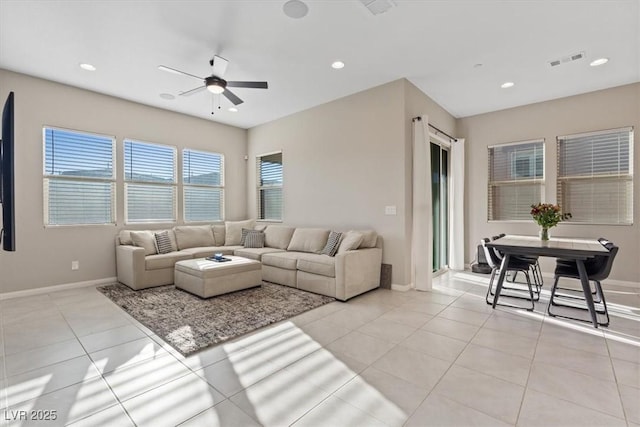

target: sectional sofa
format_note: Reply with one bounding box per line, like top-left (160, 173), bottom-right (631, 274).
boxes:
top-left (115, 220), bottom-right (383, 301)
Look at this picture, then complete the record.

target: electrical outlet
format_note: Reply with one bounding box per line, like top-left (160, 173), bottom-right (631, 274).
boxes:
top-left (385, 205), bottom-right (397, 215)
top-left (71, 261), bottom-right (79, 270)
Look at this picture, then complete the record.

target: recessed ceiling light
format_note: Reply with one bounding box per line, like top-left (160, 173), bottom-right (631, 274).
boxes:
top-left (283, 0), bottom-right (308, 19)
top-left (228, 107), bottom-right (238, 112)
top-left (501, 81), bottom-right (515, 89)
top-left (331, 61), bottom-right (345, 69)
top-left (79, 63), bottom-right (96, 71)
top-left (473, 63), bottom-right (483, 68)
top-left (590, 58), bottom-right (609, 67)
top-left (159, 93), bottom-right (175, 100)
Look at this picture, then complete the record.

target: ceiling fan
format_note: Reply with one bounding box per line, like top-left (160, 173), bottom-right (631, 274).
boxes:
top-left (158, 55), bottom-right (268, 106)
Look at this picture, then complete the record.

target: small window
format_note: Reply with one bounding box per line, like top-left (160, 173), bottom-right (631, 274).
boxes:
top-left (257, 152), bottom-right (283, 221)
top-left (43, 127), bottom-right (116, 225)
top-left (488, 140), bottom-right (544, 221)
top-left (124, 139), bottom-right (176, 223)
top-left (557, 127), bottom-right (633, 224)
top-left (183, 149), bottom-right (224, 222)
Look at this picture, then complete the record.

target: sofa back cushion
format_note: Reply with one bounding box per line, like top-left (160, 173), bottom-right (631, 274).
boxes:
top-left (264, 225), bottom-right (296, 249)
top-left (130, 231), bottom-right (158, 255)
top-left (174, 225), bottom-right (215, 250)
top-left (337, 231), bottom-right (364, 254)
top-left (225, 219), bottom-right (256, 245)
top-left (287, 228), bottom-right (330, 254)
top-left (355, 230), bottom-right (378, 248)
top-left (211, 224), bottom-right (225, 246)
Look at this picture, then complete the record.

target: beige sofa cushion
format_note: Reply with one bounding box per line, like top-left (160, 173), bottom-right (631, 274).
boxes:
top-left (261, 252), bottom-right (303, 270)
top-left (234, 247), bottom-right (285, 261)
top-left (264, 225), bottom-right (296, 249)
top-left (355, 230), bottom-right (378, 248)
top-left (225, 220), bottom-right (256, 245)
top-left (118, 230), bottom-right (134, 245)
top-left (287, 228), bottom-right (330, 254)
top-left (337, 231), bottom-right (364, 254)
top-left (297, 254), bottom-right (336, 278)
top-left (130, 231), bottom-right (157, 255)
top-left (211, 224), bottom-right (225, 246)
top-left (145, 252), bottom-right (192, 270)
top-left (174, 225), bottom-right (215, 250)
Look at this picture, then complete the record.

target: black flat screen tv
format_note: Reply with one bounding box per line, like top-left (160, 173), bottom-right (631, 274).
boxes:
top-left (1, 91), bottom-right (15, 251)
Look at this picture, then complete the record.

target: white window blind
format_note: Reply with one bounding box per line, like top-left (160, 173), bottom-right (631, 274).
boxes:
top-left (43, 127), bottom-right (115, 225)
top-left (124, 139), bottom-right (176, 223)
top-left (183, 149), bottom-right (224, 222)
top-left (557, 127), bottom-right (633, 224)
top-left (257, 152), bottom-right (283, 221)
top-left (488, 140), bottom-right (544, 221)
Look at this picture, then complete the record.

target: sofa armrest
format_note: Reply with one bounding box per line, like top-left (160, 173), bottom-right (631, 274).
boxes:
top-left (116, 245), bottom-right (146, 290)
top-left (335, 247), bottom-right (382, 301)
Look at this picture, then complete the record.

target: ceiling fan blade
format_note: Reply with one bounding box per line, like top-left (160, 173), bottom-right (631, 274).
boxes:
top-left (211, 55), bottom-right (229, 77)
top-left (179, 85), bottom-right (207, 96)
top-left (158, 65), bottom-right (203, 80)
top-left (222, 88), bottom-right (244, 105)
top-left (226, 81), bottom-right (269, 89)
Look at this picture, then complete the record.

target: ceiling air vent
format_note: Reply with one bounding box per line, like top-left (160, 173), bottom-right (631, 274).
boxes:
top-left (549, 51), bottom-right (585, 67)
top-left (359, 0), bottom-right (396, 15)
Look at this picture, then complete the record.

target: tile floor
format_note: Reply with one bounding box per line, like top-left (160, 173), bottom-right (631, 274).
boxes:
top-left (0, 271), bottom-right (639, 426)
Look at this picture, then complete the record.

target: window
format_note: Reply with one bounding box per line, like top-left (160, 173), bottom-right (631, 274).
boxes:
top-left (557, 127), bottom-right (633, 224)
top-left (183, 149), bottom-right (224, 222)
top-left (43, 127), bottom-right (115, 225)
top-left (488, 140), bottom-right (544, 221)
top-left (124, 139), bottom-right (176, 223)
top-left (257, 152), bottom-right (283, 221)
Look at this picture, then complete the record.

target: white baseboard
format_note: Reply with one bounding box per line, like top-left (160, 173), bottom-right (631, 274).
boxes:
top-left (391, 283), bottom-right (413, 292)
top-left (0, 277), bottom-right (117, 300)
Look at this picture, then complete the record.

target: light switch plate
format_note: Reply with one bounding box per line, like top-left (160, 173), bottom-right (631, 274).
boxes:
top-left (385, 205), bottom-right (397, 215)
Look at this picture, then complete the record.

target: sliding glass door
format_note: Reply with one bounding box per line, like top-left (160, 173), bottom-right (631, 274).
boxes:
top-left (431, 142), bottom-right (449, 273)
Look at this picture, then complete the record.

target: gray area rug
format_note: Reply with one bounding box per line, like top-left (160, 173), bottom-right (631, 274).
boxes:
top-left (97, 282), bottom-right (335, 356)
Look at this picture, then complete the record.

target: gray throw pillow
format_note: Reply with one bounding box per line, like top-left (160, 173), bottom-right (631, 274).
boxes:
top-left (244, 231), bottom-right (265, 248)
top-left (154, 231), bottom-right (173, 254)
top-left (321, 231), bottom-right (342, 257)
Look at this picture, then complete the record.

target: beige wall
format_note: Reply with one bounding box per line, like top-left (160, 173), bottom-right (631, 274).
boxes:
top-left (0, 70), bottom-right (248, 293)
top-left (247, 79), bottom-right (457, 286)
top-left (458, 83), bottom-right (640, 282)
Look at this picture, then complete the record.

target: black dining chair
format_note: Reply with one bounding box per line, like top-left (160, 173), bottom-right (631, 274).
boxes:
top-left (481, 238), bottom-right (536, 311)
top-left (547, 240), bottom-right (618, 327)
top-left (554, 237), bottom-right (609, 304)
top-left (491, 234), bottom-right (543, 298)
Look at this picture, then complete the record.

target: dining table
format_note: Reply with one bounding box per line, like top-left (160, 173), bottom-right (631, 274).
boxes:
top-left (486, 235), bottom-right (611, 328)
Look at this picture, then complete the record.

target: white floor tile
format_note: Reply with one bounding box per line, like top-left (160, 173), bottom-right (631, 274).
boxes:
top-left (327, 331), bottom-right (395, 365)
top-left (2, 377), bottom-right (119, 427)
top-left (334, 366), bottom-right (429, 426)
top-left (611, 357), bottom-right (640, 388)
top-left (3, 315), bottom-right (76, 355)
top-left (89, 337), bottom-right (170, 374)
top-left (471, 326), bottom-right (538, 359)
top-left (455, 343), bottom-right (532, 386)
top-left (517, 388), bottom-right (627, 427)
top-left (230, 367), bottom-right (331, 427)
top-left (299, 317), bottom-right (352, 346)
top-left (284, 348), bottom-right (365, 393)
top-left (378, 308), bottom-right (433, 328)
top-left (179, 399), bottom-right (261, 427)
top-left (437, 306), bottom-right (491, 326)
top-left (405, 393), bottom-right (512, 427)
top-left (399, 301), bottom-right (448, 316)
top-left (619, 383), bottom-right (640, 424)
top-left (399, 329), bottom-right (467, 362)
top-left (78, 324), bottom-right (147, 354)
top-left (527, 361), bottom-right (625, 419)
top-left (103, 353), bottom-right (191, 401)
top-left (121, 373), bottom-right (224, 427)
top-left (66, 404), bottom-right (135, 427)
top-left (357, 318), bottom-right (417, 344)
top-left (372, 346), bottom-right (451, 390)
top-left (433, 365), bottom-right (525, 424)
top-left (292, 395), bottom-right (387, 427)
top-left (534, 340), bottom-right (616, 382)
top-left (1, 356), bottom-right (100, 409)
top-left (421, 316), bottom-right (481, 342)
top-left (4, 339), bottom-right (85, 377)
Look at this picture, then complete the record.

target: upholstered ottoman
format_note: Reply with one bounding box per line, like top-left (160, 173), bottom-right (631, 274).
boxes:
top-left (174, 256), bottom-right (262, 298)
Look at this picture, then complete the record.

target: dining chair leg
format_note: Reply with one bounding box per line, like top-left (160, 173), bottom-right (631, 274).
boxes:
top-left (486, 267), bottom-right (497, 305)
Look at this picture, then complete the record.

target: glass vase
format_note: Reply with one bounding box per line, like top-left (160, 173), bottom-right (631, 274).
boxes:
top-left (539, 227), bottom-right (550, 241)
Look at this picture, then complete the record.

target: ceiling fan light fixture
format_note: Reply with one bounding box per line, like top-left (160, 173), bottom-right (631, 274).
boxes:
top-left (79, 63), bottom-right (96, 71)
top-left (331, 61), bottom-right (345, 69)
top-left (590, 57), bottom-right (609, 67)
top-left (501, 81), bottom-right (515, 89)
top-left (205, 76), bottom-right (227, 94)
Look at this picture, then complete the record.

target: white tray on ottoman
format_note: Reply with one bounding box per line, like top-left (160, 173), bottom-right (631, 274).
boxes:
top-left (174, 256), bottom-right (262, 298)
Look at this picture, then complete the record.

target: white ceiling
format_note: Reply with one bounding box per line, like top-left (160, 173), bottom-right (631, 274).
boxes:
top-left (1, 0), bottom-right (638, 129)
